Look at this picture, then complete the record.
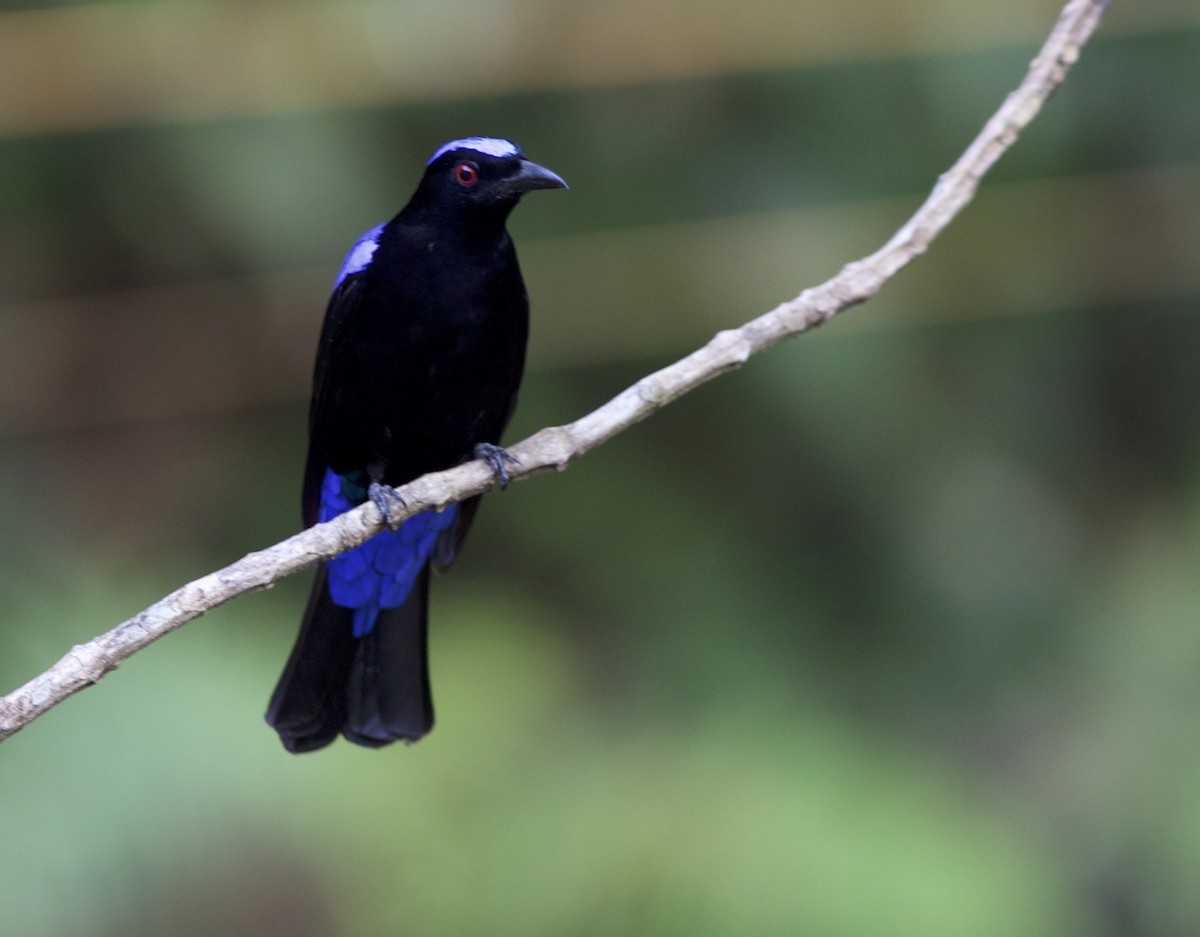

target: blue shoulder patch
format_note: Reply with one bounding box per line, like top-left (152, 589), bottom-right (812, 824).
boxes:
top-left (333, 222), bottom-right (386, 290)
top-left (427, 137), bottom-right (521, 165)
top-left (319, 467), bottom-right (459, 637)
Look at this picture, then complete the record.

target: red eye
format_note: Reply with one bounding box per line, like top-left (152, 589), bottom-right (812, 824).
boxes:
top-left (454, 162), bottom-right (479, 186)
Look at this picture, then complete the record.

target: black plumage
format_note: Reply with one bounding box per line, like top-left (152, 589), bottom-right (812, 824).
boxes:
top-left (266, 138), bottom-right (566, 753)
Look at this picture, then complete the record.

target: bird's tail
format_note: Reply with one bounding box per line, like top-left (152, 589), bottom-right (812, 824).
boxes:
top-left (265, 566), bottom-right (434, 752)
top-left (344, 565), bottom-right (434, 747)
top-left (266, 567), bottom-right (355, 753)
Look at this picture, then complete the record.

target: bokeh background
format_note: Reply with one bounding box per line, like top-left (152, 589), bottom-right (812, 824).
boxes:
top-left (3, 1), bottom-right (1200, 934)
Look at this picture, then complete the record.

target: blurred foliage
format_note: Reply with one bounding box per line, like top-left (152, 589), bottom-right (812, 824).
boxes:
top-left (2, 1), bottom-right (1200, 935)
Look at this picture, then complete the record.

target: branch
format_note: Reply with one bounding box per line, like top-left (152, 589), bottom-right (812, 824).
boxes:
top-left (0, 0), bottom-right (1111, 743)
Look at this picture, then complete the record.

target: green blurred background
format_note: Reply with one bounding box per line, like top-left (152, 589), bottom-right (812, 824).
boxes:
top-left (3, 1), bottom-right (1200, 934)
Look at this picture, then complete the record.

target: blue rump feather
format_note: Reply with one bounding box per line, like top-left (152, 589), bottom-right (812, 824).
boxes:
top-left (319, 467), bottom-right (459, 637)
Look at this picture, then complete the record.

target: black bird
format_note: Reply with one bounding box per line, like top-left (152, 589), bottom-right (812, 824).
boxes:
top-left (266, 137), bottom-right (566, 753)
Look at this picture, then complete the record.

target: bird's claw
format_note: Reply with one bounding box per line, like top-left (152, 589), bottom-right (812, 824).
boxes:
top-left (474, 442), bottom-right (520, 490)
top-left (368, 480), bottom-right (406, 527)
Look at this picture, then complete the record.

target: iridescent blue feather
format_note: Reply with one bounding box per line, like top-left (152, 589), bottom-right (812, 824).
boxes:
top-left (333, 222), bottom-right (386, 289)
top-left (319, 467), bottom-right (458, 637)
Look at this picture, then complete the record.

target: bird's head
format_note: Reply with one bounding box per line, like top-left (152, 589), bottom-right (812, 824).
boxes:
top-left (415, 137), bottom-right (567, 217)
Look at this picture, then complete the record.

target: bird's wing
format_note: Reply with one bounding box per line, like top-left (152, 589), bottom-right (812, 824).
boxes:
top-left (302, 274), bottom-right (367, 528)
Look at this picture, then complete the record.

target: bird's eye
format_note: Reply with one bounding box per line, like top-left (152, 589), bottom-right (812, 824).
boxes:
top-left (454, 162), bottom-right (479, 186)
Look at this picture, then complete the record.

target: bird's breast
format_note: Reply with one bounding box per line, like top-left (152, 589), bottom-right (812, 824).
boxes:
top-left (315, 249), bottom-right (529, 484)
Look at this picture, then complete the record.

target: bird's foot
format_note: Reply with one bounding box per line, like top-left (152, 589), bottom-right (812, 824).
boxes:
top-left (474, 442), bottom-right (520, 490)
top-left (368, 480), bottom-right (406, 528)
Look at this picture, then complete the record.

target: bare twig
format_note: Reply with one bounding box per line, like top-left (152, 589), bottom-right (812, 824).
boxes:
top-left (0, 0), bottom-right (1111, 743)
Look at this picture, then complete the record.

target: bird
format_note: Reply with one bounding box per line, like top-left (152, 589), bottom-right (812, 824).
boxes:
top-left (266, 137), bottom-right (566, 753)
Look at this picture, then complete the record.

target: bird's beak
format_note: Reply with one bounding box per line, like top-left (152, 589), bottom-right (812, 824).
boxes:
top-left (503, 159), bottom-right (568, 197)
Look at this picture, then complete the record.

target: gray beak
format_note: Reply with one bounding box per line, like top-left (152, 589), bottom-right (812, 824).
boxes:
top-left (503, 159), bottom-right (568, 197)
